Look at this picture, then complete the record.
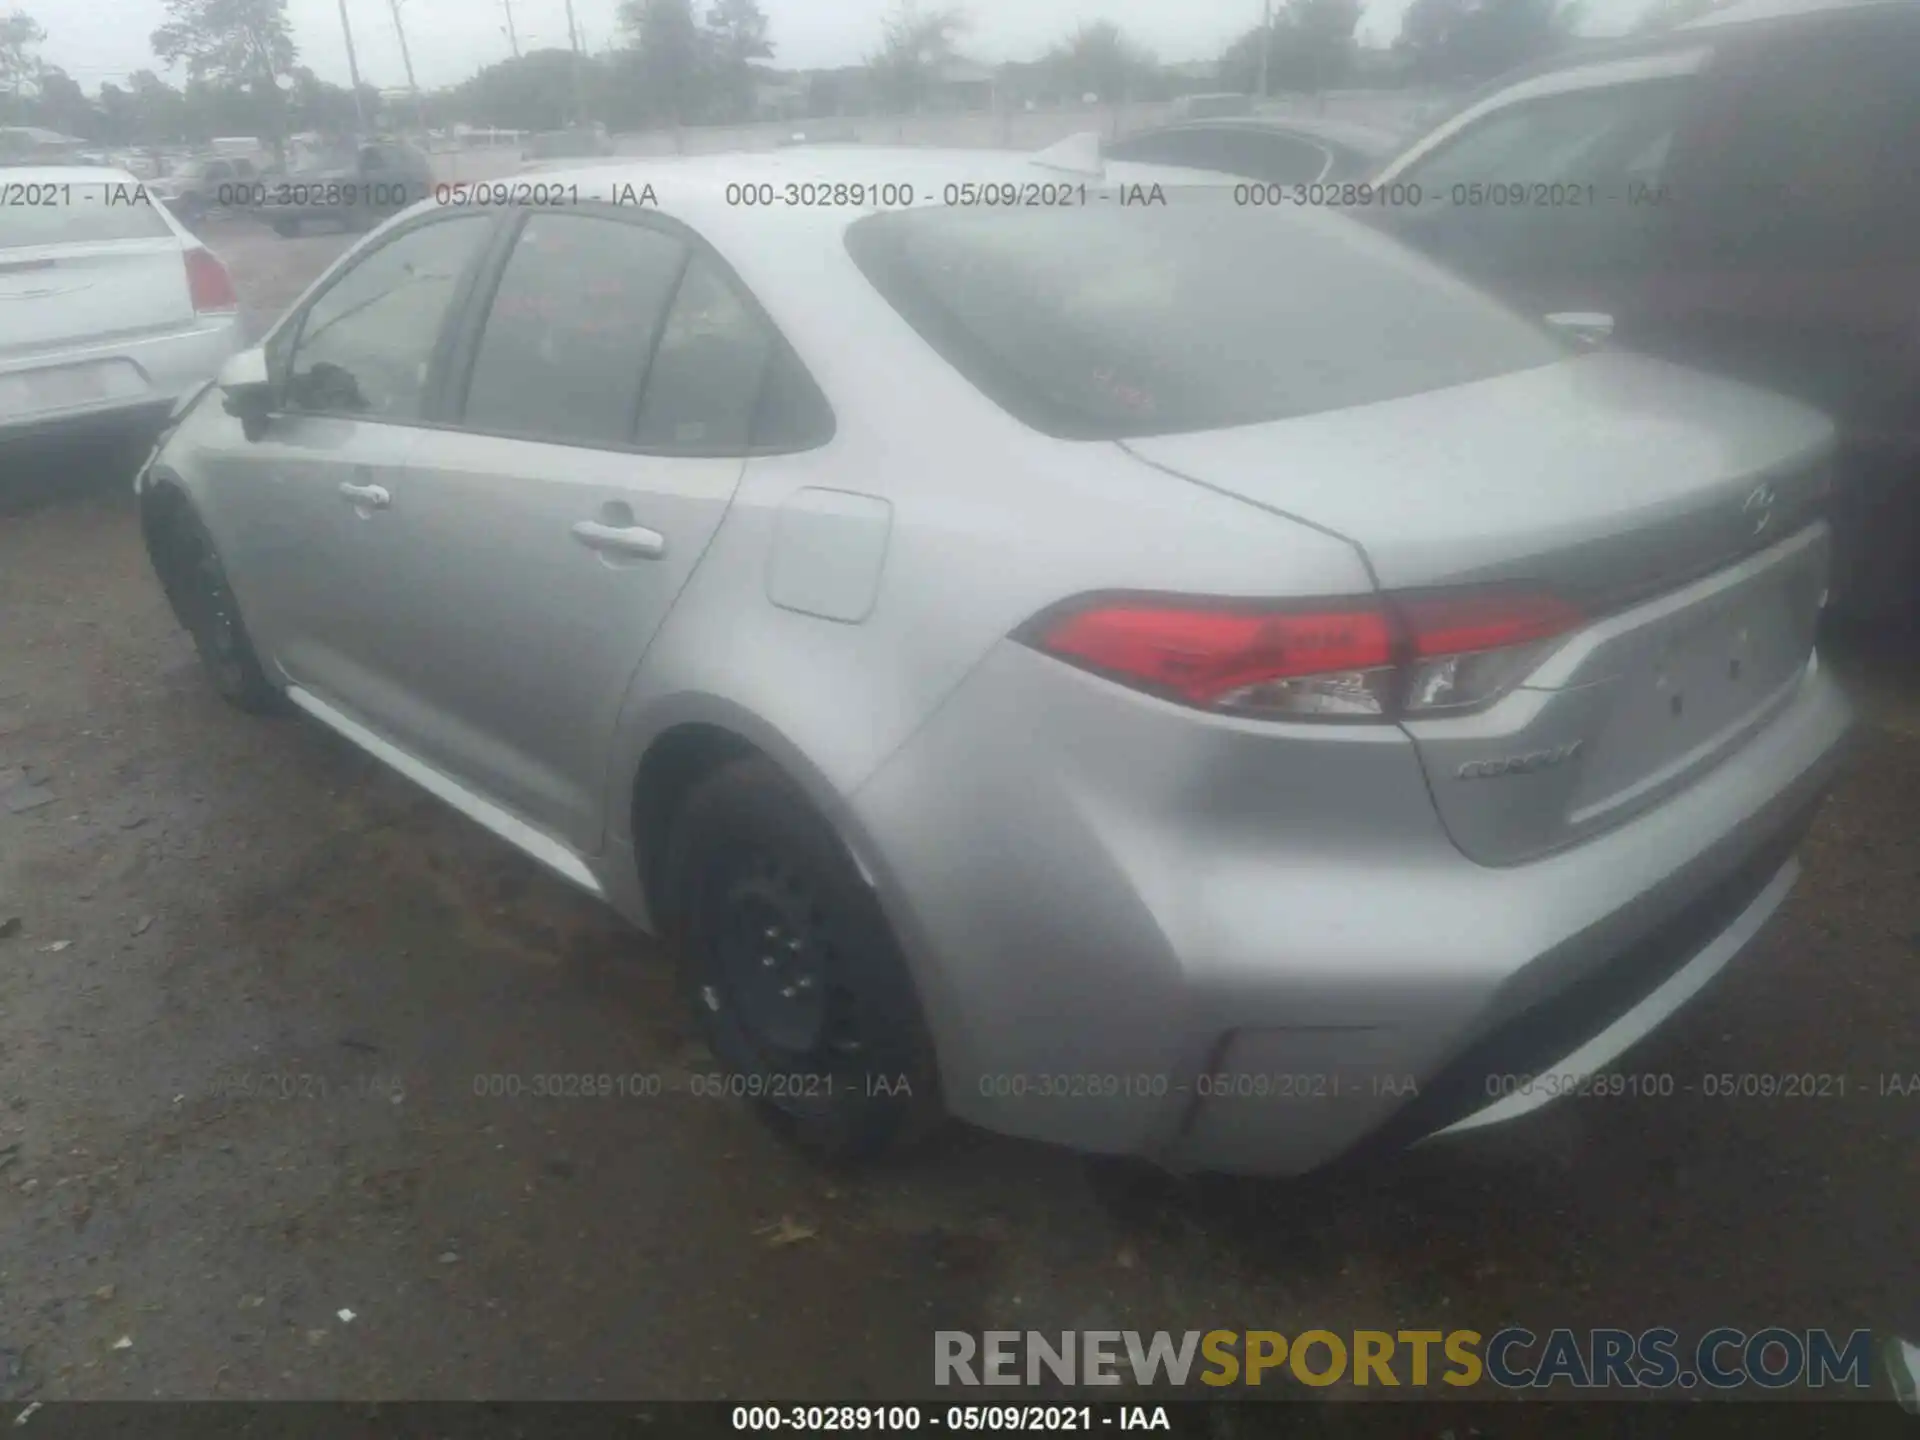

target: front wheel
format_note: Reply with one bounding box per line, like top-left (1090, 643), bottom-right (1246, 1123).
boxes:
top-left (144, 495), bottom-right (283, 714)
top-left (663, 758), bottom-right (941, 1160)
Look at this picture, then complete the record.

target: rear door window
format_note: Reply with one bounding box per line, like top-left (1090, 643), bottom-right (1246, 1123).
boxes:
top-left (632, 253), bottom-right (779, 451)
top-left (458, 211), bottom-right (689, 447)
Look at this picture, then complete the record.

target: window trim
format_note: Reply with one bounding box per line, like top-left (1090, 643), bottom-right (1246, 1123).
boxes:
top-left (433, 201), bottom-right (837, 459)
top-left (271, 207), bottom-right (505, 427)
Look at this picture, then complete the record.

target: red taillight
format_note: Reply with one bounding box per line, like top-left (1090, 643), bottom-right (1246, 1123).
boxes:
top-left (1024, 589), bottom-right (1581, 721)
top-left (1028, 601), bottom-right (1395, 714)
top-left (1397, 591), bottom-right (1584, 658)
top-left (184, 247), bottom-right (237, 313)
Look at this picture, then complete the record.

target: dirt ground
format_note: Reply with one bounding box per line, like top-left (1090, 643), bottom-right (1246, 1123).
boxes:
top-left (0, 218), bottom-right (1916, 1403)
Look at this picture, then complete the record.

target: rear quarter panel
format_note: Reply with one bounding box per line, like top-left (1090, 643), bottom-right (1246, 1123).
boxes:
top-left (601, 218), bottom-right (1378, 851)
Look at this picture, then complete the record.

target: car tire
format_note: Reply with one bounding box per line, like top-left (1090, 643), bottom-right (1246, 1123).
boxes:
top-left (144, 495), bottom-right (283, 715)
top-left (663, 757), bottom-right (942, 1161)
top-left (272, 216), bottom-right (301, 237)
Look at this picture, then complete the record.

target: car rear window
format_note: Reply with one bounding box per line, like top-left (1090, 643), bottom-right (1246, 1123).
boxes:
top-left (0, 184), bottom-right (174, 249)
top-left (844, 189), bottom-right (1567, 439)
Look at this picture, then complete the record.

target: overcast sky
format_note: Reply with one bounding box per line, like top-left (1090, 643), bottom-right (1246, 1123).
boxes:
top-left (33, 0), bottom-right (1661, 94)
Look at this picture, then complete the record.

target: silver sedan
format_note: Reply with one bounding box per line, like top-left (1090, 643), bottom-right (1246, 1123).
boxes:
top-left (135, 146), bottom-right (1853, 1173)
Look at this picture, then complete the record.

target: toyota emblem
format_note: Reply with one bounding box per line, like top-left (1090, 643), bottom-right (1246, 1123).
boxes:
top-left (1742, 483), bottom-right (1777, 538)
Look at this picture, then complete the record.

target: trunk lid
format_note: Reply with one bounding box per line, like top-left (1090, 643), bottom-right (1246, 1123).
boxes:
top-left (1124, 350), bottom-right (1836, 863)
top-left (0, 240), bottom-right (196, 359)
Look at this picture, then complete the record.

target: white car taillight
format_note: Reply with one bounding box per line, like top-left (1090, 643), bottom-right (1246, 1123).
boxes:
top-left (184, 247), bottom-right (238, 313)
top-left (1020, 589), bottom-right (1583, 722)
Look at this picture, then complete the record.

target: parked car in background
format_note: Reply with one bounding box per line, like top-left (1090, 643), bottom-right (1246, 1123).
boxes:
top-left (1107, 115), bottom-right (1402, 185)
top-left (148, 153), bottom-right (262, 224)
top-left (1, 167), bottom-right (242, 465)
top-left (1362, 0), bottom-right (1920, 623)
top-left (521, 124), bottom-right (616, 167)
top-left (1169, 92), bottom-right (1253, 121)
top-left (255, 138), bottom-right (435, 235)
top-left (137, 146), bottom-right (1849, 1175)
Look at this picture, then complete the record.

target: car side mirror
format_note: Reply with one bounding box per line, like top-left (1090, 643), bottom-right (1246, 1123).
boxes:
top-left (219, 347), bottom-right (274, 440)
top-left (1545, 311), bottom-right (1615, 348)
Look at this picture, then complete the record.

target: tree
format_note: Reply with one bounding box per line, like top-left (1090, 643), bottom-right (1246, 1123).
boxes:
top-left (619, 0), bottom-right (709, 124)
top-left (1042, 20), bottom-right (1154, 104)
top-left (287, 64), bottom-right (363, 133)
top-left (29, 63), bottom-right (91, 136)
top-left (1, 9), bottom-right (44, 122)
top-left (151, 0), bottom-right (296, 152)
top-left (446, 48), bottom-right (603, 132)
top-left (868, 1), bottom-right (967, 114)
top-left (1396, 0), bottom-right (1578, 84)
top-left (1221, 0), bottom-right (1362, 94)
top-left (705, 0), bottom-right (771, 120)
top-left (127, 68), bottom-right (189, 142)
top-left (97, 80), bottom-right (135, 144)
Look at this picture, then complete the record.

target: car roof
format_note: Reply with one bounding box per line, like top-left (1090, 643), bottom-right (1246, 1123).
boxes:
top-left (1443, 0), bottom-right (1908, 98)
top-left (1121, 114), bottom-right (1407, 157)
top-left (487, 143), bottom-right (1221, 234)
top-left (1, 165), bottom-right (142, 186)
top-left (1680, 0), bottom-right (1910, 28)
top-left (368, 144), bottom-right (1234, 370)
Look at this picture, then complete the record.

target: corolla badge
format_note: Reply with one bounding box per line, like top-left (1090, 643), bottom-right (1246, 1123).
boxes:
top-left (1455, 739), bottom-right (1584, 780)
top-left (1742, 482), bottom-right (1777, 539)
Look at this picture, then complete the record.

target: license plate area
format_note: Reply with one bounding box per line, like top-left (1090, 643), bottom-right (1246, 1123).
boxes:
top-left (0, 360), bottom-right (145, 417)
top-left (1568, 536), bottom-right (1825, 818)
top-left (1618, 580), bottom-right (1809, 745)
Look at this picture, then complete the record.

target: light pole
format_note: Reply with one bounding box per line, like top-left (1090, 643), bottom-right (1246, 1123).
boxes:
top-left (562, 0), bottom-right (586, 125)
top-left (1256, 0), bottom-right (1272, 101)
top-left (386, 0), bottom-right (426, 133)
top-left (502, 0), bottom-right (521, 58)
top-left (337, 0), bottom-right (368, 133)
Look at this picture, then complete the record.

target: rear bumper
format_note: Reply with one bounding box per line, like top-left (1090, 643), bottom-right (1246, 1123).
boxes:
top-left (850, 640), bottom-right (1854, 1175)
top-left (1335, 786), bottom-right (1822, 1164)
top-left (0, 316), bottom-right (242, 448)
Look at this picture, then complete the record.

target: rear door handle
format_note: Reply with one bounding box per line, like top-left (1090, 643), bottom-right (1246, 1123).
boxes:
top-left (571, 520), bottom-right (666, 559)
top-left (339, 481), bottom-right (390, 509)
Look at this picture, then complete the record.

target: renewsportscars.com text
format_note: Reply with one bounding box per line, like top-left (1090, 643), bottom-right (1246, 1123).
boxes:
top-left (934, 1327), bottom-right (1875, 1391)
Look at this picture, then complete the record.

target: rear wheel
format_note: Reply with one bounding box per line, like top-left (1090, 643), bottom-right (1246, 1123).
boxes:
top-left (144, 494), bottom-right (283, 714)
top-left (663, 758), bottom-right (941, 1160)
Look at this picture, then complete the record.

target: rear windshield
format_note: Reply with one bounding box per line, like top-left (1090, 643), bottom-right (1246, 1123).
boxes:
top-left (0, 184), bottom-right (174, 249)
top-left (844, 189), bottom-right (1566, 439)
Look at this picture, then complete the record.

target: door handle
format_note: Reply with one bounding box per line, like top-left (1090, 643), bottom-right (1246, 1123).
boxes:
top-left (339, 481), bottom-right (390, 509)
top-left (571, 519), bottom-right (666, 559)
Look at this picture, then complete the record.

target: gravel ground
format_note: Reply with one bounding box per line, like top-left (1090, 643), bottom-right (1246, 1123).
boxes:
top-left (0, 219), bottom-right (1916, 1404)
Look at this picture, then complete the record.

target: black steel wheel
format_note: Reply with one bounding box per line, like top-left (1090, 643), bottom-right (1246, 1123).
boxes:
top-left (665, 757), bottom-right (940, 1160)
top-left (144, 493), bottom-right (282, 714)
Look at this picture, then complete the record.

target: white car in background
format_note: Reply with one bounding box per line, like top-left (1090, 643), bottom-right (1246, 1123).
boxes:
top-left (0, 166), bottom-right (244, 463)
